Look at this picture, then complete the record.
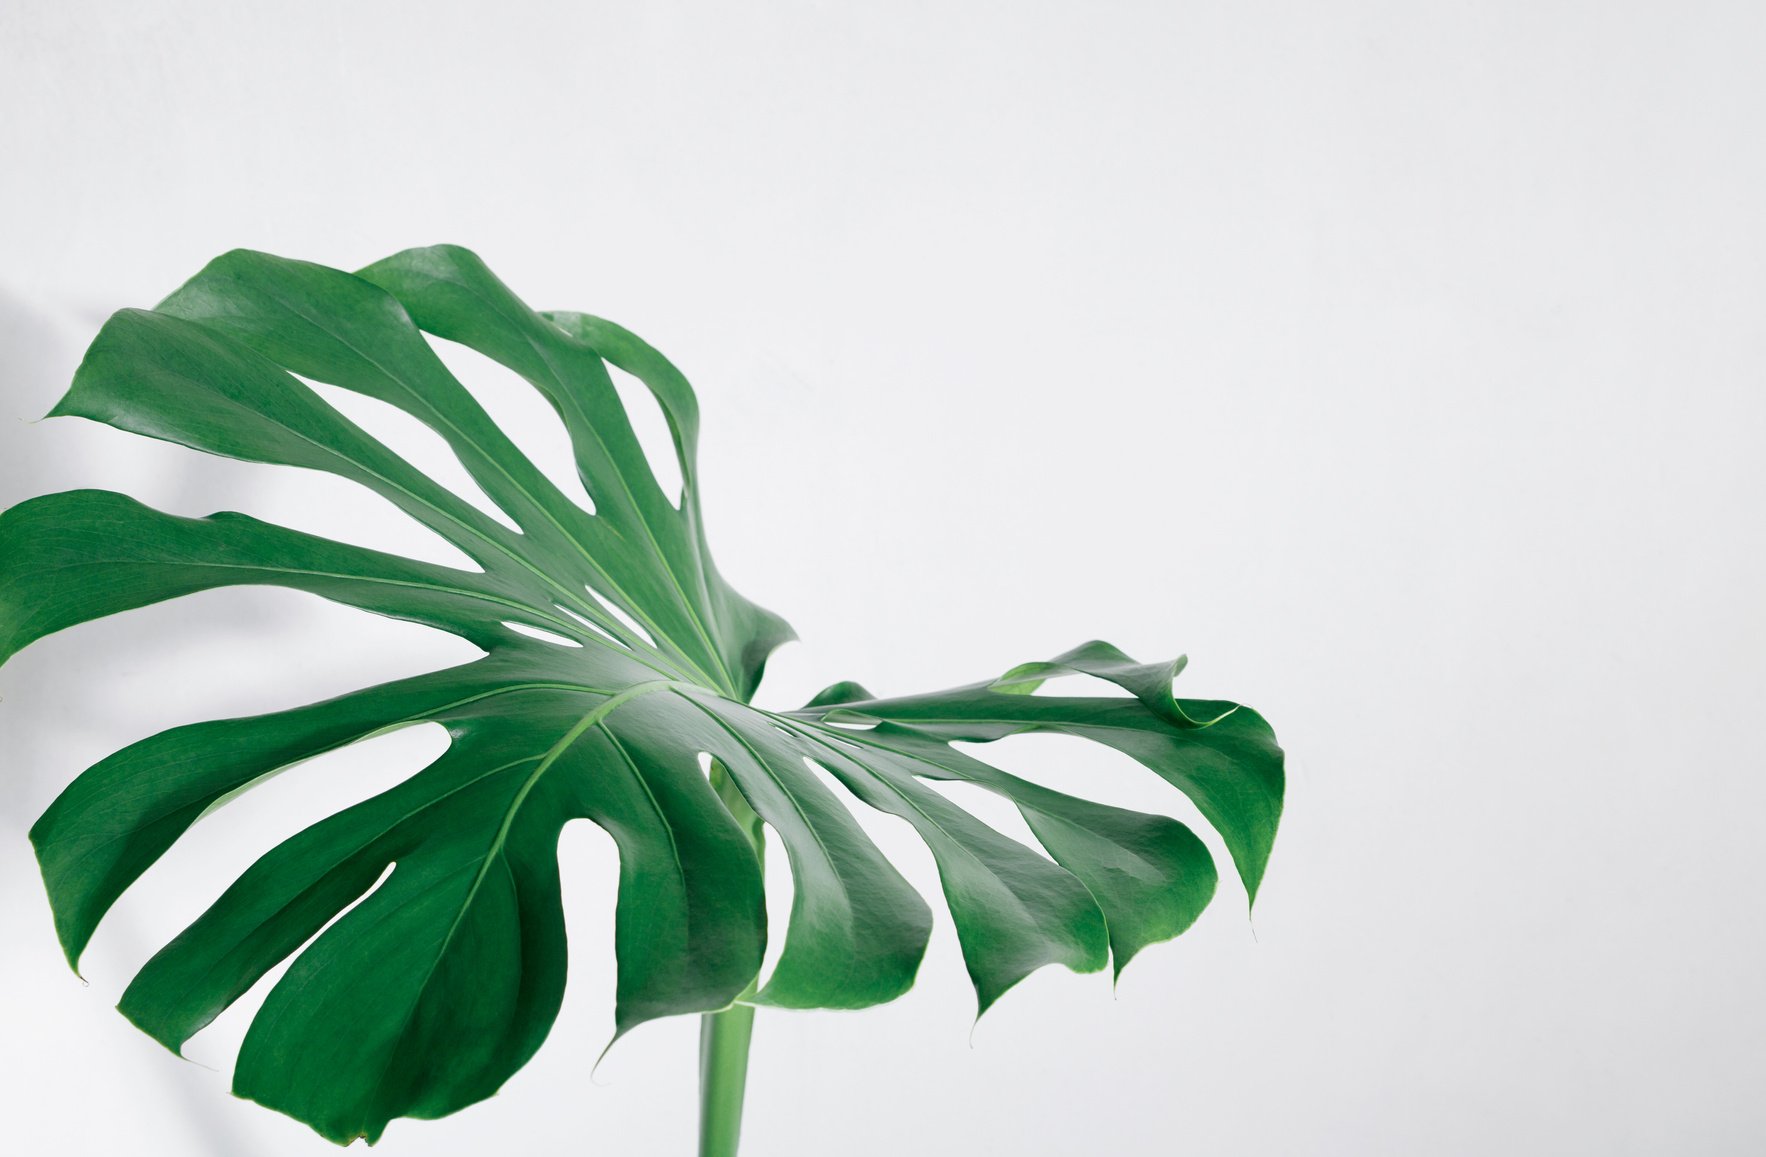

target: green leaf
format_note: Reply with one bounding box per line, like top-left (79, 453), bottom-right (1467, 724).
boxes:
top-left (2, 247), bottom-right (1283, 1144)
top-left (802, 668), bottom-right (1284, 906)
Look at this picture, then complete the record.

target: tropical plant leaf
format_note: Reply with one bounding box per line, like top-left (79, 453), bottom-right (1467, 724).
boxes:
top-left (0, 246), bottom-right (1283, 1145)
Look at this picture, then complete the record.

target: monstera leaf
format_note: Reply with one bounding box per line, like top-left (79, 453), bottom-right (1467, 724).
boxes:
top-left (0, 247), bottom-right (1283, 1146)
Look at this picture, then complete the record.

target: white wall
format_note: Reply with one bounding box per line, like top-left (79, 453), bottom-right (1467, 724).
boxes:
top-left (3, 2), bottom-right (1762, 1153)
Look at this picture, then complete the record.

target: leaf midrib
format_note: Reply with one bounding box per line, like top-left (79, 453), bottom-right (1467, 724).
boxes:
top-left (357, 678), bottom-right (683, 1100)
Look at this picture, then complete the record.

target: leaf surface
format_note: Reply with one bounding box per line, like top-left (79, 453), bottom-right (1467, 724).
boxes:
top-left (1, 247), bottom-right (1282, 1144)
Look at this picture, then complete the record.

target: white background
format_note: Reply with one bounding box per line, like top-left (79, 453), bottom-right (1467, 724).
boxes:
top-left (3, 2), bottom-right (1762, 1154)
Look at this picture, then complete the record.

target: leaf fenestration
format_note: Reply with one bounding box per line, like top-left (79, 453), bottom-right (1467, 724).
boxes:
top-left (1, 247), bottom-right (1283, 1145)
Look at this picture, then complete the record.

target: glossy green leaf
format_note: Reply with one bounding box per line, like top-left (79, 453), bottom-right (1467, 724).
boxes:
top-left (1, 247), bottom-right (1283, 1145)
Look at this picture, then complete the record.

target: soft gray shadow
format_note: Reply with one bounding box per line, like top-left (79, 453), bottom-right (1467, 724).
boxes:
top-left (0, 287), bottom-right (264, 1157)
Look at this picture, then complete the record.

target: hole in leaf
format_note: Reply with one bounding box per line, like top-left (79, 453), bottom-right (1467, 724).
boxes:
top-left (424, 335), bottom-right (600, 517)
top-left (946, 732), bottom-right (1225, 877)
top-left (225, 437), bottom-right (485, 573)
top-left (502, 621), bottom-right (583, 648)
top-left (606, 363), bottom-right (685, 509)
top-left (300, 377), bottom-right (523, 535)
top-left (182, 860), bottom-right (398, 1070)
top-left (554, 603), bottom-right (628, 649)
top-left (696, 752), bottom-right (787, 990)
top-left (996, 670), bottom-right (1138, 699)
top-left (554, 816), bottom-right (621, 1056)
top-left (794, 756), bottom-right (945, 925)
top-left (583, 584), bottom-right (658, 649)
top-left (21, 587), bottom-right (479, 806)
top-left (756, 816), bottom-right (789, 986)
top-left (116, 722), bottom-right (454, 948)
top-left (919, 779), bottom-right (1056, 865)
top-left (119, 721), bottom-right (451, 1060)
top-left (800, 722), bottom-right (865, 750)
top-left (802, 755), bottom-right (844, 787)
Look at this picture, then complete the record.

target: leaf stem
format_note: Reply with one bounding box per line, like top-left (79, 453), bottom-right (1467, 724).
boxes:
top-left (699, 762), bottom-right (765, 1157)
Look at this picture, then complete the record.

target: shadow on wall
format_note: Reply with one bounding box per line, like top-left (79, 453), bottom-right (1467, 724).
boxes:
top-left (0, 288), bottom-right (72, 504)
top-left (0, 287), bottom-right (286, 800)
top-left (0, 290), bottom-right (289, 814)
top-left (0, 287), bottom-right (263, 1157)
top-left (0, 285), bottom-right (109, 831)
